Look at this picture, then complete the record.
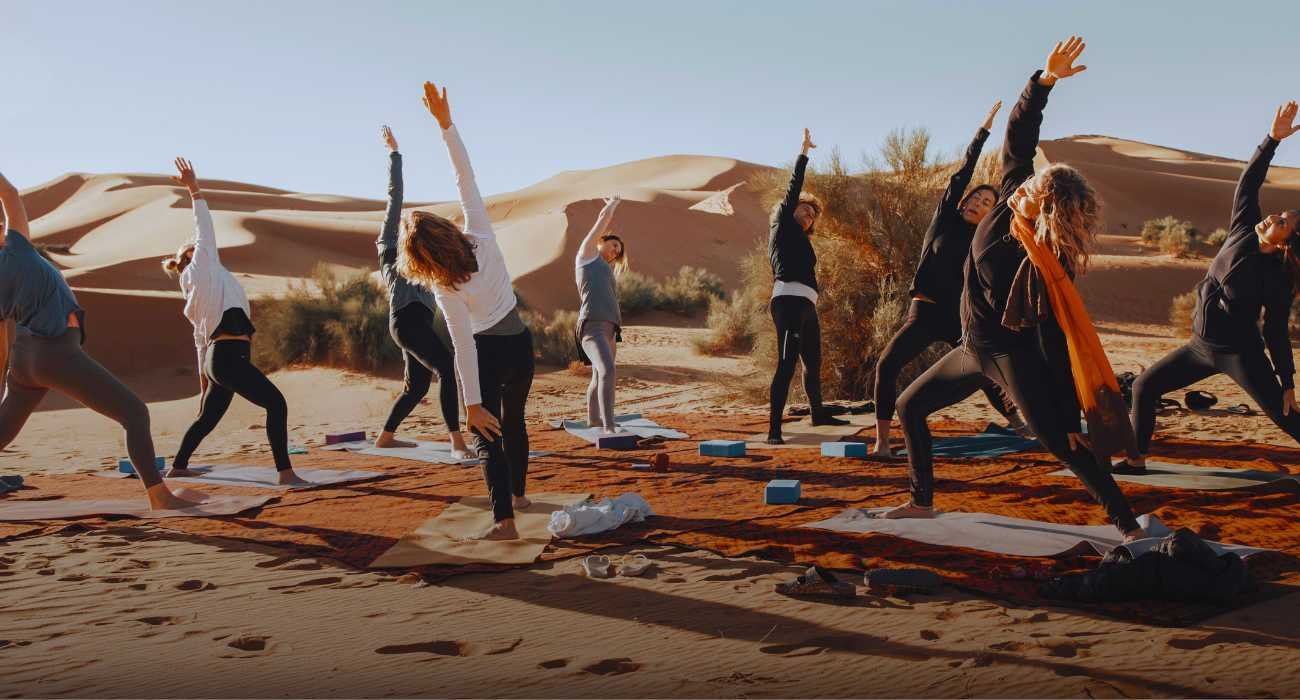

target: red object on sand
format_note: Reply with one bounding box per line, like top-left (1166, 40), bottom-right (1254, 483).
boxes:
top-left (652, 453), bottom-right (669, 471)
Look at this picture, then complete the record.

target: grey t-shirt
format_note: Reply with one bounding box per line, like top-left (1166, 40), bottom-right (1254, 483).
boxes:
top-left (576, 255), bottom-right (621, 327)
top-left (0, 230), bottom-right (83, 338)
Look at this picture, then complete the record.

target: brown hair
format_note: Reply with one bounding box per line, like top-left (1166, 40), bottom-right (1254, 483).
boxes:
top-left (1031, 165), bottom-right (1101, 276)
top-left (598, 233), bottom-right (629, 275)
top-left (397, 210), bottom-right (478, 289)
top-left (960, 184), bottom-right (998, 210)
top-left (161, 243), bottom-right (195, 278)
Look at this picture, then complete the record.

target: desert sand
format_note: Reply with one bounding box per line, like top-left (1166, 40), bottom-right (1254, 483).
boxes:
top-left (2, 137), bottom-right (1300, 698)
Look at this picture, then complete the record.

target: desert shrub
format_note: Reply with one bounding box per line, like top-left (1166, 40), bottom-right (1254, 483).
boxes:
top-left (523, 308), bottom-right (580, 366)
top-left (1142, 216), bottom-right (1199, 253)
top-left (1169, 290), bottom-right (1197, 338)
top-left (616, 270), bottom-right (661, 316)
top-left (617, 265), bottom-right (724, 316)
top-left (1159, 227), bottom-right (1193, 257)
top-left (1205, 228), bottom-right (1229, 247)
top-left (730, 128), bottom-right (961, 401)
top-left (694, 288), bottom-right (763, 356)
top-left (253, 265), bottom-right (399, 372)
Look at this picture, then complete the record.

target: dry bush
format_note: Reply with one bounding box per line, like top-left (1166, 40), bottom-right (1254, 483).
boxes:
top-left (523, 308), bottom-right (581, 366)
top-left (1169, 290), bottom-right (1197, 338)
top-left (1160, 227), bottom-right (1194, 257)
top-left (1142, 216), bottom-right (1199, 254)
top-left (618, 266), bottom-right (724, 317)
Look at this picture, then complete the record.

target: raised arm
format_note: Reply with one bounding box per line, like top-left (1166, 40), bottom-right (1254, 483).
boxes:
top-left (173, 158), bottom-right (218, 268)
top-left (577, 197), bottom-right (621, 265)
top-left (1231, 102), bottom-right (1298, 238)
top-left (940, 101), bottom-right (999, 212)
top-left (771, 129), bottom-right (815, 246)
top-left (999, 38), bottom-right (1087, 198)
top-left (0, 170), bottom-right (30, 246)
top-left (377, 125), bottom-right (404, 265)
top-left (423, 81), bottom-right (492, 239)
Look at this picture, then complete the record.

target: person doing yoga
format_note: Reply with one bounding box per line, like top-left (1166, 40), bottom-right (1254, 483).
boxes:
top-left (375, 125), bottom-right (471, 457)
top-left (163, 158), bottom-right (307, 485)
top-left (765, 128), bottom-right (849, 444)
top-left (0, 169), bottom-right (200, 510)
top-left (400, 81), bottom-right (535, 540)
top-left (1118, 101), bottom-right (1300, 472)
top-left (881, 38), bottom-right (1145, 540)
top-left (872, 100), bottom-right (1028, 457)
top-left (575, 196), bottom-right (627, 434)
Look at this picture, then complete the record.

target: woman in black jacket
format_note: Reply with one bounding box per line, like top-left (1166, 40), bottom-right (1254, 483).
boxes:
top-left (1118, 101), bottom-right (1300, 473)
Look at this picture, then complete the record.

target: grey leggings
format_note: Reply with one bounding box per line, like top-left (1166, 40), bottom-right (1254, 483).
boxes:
top-left (0, 329), bottom-right (163, 488)
top-left (581, 320), bottom-right (617, 429)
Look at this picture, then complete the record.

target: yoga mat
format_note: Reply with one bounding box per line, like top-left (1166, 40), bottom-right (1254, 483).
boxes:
top-left (897, 424), bottom-right (1039, 459)
top-left (746, 419), bottom-right (867, 448)
top-left (803, 511), bottom-right (1272, 559)
top-left (548, 413), bottom-right (642, 429)
top-left (369, 492), bottom-right (590, 568)
top-left (160, 465), bottom-right (386, 490)
top-left (321, 440), bottom-right (551, 465)
top-left (561, 416), bottom-right (688, 443)
top-left (1053, 462), bottom-right (1300, 493)
top-left (0, 489), bottom-right (273, 522)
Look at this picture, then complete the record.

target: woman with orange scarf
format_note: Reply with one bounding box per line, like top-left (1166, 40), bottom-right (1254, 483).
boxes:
top-left (882, 37), bottom-right (1144, 540)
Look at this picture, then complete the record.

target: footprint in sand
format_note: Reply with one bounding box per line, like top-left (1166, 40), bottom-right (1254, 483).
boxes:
top-left (56, 573), bottom-right (90, 582)
top-left (175, 579), bottom-right (216, 592)
top-left (269, 576), bottom-right (342, 591)
top-left (375, 638), bottom-right (521, 658)
top-left (582, 658), bottom-right (642, 676)
top-left (135, 616), bottom-right (178, 626)
top-left (538, 658), bottom-right (570, 670)
top-left (920, 629), bottom-right (941, 641)
top-left (223, 635), bottom-right (272, 656)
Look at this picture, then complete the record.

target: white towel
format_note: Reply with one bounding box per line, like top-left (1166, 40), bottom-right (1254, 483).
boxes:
top-left (547, 493), bottom-right (654, 538)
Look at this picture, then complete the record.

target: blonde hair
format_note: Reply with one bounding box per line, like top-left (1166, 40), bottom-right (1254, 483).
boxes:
top-left (161, 243), bottom-right (195, 278)
top-left (397, 210), bottom-right (478, 289)
top-left (599, 233), bottom-right (629, 275)
top-left (1032, 165), bottom-right (1101, 275)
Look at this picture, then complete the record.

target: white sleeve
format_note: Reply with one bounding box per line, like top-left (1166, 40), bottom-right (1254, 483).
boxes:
top-left (440, 125), bottom-right (493, 240)
top-left (434, 289), bottom-right (482, 406)
top-left (194, 329), bottom-right (208, 377)
top-left (189, 199), bottom-right (220, 270)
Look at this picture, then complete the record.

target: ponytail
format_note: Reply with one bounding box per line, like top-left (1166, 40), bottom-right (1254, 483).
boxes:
top-left (162, 243), bottom-right (195, 279)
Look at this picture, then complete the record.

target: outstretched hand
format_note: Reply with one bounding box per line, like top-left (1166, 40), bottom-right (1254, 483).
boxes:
top-left (381, 125), bottom-right (399, 152)
top-left (1271, 101), bottom-right (1300, 141)
top-left (601, 195), bottom-right (622, 214)
top-left (423, 81), bottom-right (453, 130)
top-left (982, 100), bottom-right (1003, 131)
top-left (172, 158), bottom-right (200, 195)
top-left (801, 128), bottom-right (816, 156)
top-left (1041, 36), bottom-right (1088, 85)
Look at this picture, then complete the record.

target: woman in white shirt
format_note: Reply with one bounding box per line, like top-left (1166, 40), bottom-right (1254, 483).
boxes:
top-left (161, 158), bottom-right (306, 485)
top-left (399, 82), bottom-right (535, 540)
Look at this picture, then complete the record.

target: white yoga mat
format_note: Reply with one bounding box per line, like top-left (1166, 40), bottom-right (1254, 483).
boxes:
top-left (160, 465), bottom-right (385, 490)
top-left (321, 440), bottom-right (551, 465)
top-left (1052, 462), bottom-right (1300, 493)
top-left (803, 511), bottom-right (1271, 559)
top-left (554, 415), bottom-right (688, 441)
top-left (0, 489), bottom-right (273, 522)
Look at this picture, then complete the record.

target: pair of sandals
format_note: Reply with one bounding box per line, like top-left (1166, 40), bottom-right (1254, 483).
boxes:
top-left (1165, 392), bottom-right (1254, 416)
top-left (774, 565), bottom-right (942, 599)
top-left (581, 554), bottom-right (651, 579)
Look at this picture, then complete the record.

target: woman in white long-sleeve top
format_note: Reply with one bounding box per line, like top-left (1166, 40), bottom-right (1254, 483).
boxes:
top-left (399, 82), bottom-right (535, 540)
top-left (161, 158), bottom-right (306, 485)
top-left (574, 196), bottom-right (627, 433)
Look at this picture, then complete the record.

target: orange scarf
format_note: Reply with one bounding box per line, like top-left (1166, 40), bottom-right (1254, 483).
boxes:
top-left (1007, 188), bottom-right (1138, 462)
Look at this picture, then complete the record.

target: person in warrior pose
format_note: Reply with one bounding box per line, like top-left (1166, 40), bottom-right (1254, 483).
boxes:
top-left (375, 125), bottom-right (471, 458)
top-left (872, 100), bottom-right (1029, 457)
top-left (882, 38), bottom-right (1145, 540)
top-left (163, 158), bottom-right (307, 485)
top-left (1118, 101), bottom-right (1300, 472)
top-left (400, 81), bottom-right (535, 540)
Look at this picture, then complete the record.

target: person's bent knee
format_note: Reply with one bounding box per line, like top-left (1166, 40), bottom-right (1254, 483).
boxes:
top-left (121, 396), bottom-right (152, 433)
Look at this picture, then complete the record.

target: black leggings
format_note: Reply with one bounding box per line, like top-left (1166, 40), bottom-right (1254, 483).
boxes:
top-left (769, 295), bottom-right (824, 433)
top-left (470, 328), bottom-right (535, 523)
top-left (897, 344), bottom-right (1139, 534)
top-left (173, 339), bottom-right (291, 471)
top-left (874, 299), bottom-right (1017, 422)
top-left (1132, 337), bottom-right (1300, 452)
top-left (384, 304), bottom-right (460, 434)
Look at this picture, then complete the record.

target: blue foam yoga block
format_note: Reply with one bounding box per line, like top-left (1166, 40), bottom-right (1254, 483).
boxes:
top-left (699, 440), bottom-right (745, 457)
top-left (821, 441), bottom-right (868, 458)
top-left (765, 479), bottom-right (801, 504)
top-left (595, 433), bottom-right (639, 450)
top-left (118, 457), bottom-right (167, 474)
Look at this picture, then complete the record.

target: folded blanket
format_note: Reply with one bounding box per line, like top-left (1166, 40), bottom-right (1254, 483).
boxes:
top-left (547, 493), bottom-right (654, 538)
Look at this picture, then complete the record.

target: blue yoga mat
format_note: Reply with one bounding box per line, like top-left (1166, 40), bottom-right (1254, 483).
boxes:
top-left (899, 425), bottom-right (1040, 458)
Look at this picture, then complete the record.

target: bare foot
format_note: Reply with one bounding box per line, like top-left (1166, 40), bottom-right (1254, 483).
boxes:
top-left (277, 470), bottom-right (312, 486)
top-left (1122, 528), bottom-right (1148, 544)
top-left (449, 432), bottom-right (471, 457)
top-left (164, 467), bottom-right (204, 478)
top-left (879, 502), bottom-right (936, 519)
top-left (146, 485), bottom-right (205, 511)
top-left (513, 495), bottom-right (532, 510)
top-left (477, 519), bottom-right (519, 540)
top-left (871, 442), bottom-right (894, 458)
top-left (375, 432), bottom-right (417, 449)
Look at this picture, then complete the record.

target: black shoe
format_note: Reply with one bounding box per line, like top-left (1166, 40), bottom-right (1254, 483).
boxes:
top-left (1110, 460), bottom-right (1147, 476)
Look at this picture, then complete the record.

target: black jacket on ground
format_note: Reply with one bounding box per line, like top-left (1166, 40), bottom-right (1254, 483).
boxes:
top-left (1192, 135), bottom-right (1295, 389)
top-left (769, 154), bottom-right (818, 291)
top-left (910, 127), bottom-right (990, 312)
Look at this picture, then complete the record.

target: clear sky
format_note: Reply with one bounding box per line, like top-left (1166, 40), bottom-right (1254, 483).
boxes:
top-left (6, 0), bottom-right (1298, 203)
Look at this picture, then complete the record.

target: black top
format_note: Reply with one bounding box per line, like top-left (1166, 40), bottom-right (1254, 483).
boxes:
top-left (910, 127), bottom-right (991, 312)
top-left (768, 154), bottom-right (818, 291)
top-left (960, 71), bottom-right (1081, 423)
top-left (1192, 135), bottom-right (1295, 389)
top-left (211, 307), bottom-right (255, 339)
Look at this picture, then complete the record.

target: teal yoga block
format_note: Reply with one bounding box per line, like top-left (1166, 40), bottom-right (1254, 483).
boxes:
top-left (765, 479), bottom-right (801, 504)
top-left (699, 440), bottom-right (745, 457)
top-left (821, 441), bottom-right (868, 458)
top-left (118, 457), bottom-right (167, 475)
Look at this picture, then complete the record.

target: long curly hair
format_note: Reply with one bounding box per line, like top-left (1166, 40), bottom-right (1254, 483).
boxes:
top-left (1031, 165), bottom-right (1102, 276)
top-left (397, 210), bottom-right (478, 289)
